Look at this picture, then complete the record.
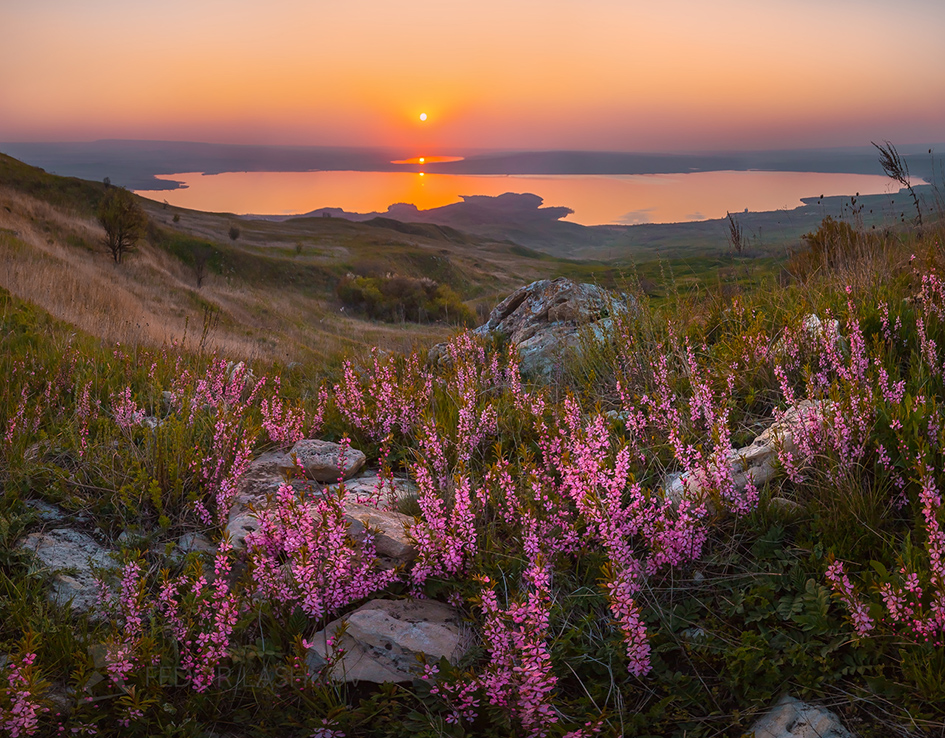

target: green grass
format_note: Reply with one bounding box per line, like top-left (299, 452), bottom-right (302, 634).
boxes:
top-left (4, 151), bottom-right (945, 736)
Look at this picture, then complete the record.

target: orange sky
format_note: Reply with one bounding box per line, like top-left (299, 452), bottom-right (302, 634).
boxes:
top-left (2, 0), bottom-right (944, 151)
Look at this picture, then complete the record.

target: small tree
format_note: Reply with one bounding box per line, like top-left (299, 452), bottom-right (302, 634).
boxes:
top-left (228, 225), bottom-right (241, 241)
top-left (98, 187), bottom-right (146, 264)
top-left (193, 246), bottom-right (211, 288)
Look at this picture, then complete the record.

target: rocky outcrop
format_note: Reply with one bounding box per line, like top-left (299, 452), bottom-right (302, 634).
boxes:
top-left (19, 528), bottom-right (116, 616)
top-left (433, 278), bottom-right (629, 377)
top-left (306, 599), bottom-right (470, 683)
top-left (749, 694), bottom-right (854, 738)
top-left (226, 447), bottom-right (412, 564)
top-left (278, 439), bottom-right (367, 483)
top-left (665, 400), bottom-right (831, 507)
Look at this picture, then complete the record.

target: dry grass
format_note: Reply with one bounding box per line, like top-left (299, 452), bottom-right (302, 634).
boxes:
top-left (0, 187), bottom-right (452, 364)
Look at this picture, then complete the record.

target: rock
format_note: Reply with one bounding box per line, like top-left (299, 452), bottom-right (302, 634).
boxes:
top-left (750, 694), bottom-right (854, 738)
top-left (226, 361), bottom-right (257, 401)
top-left (160, 390), bottom-right (178, 412)
top-left (343, 502), bottom-right (416, 564)
top-left (279, 439), bottom-right (367, 483)
top-left (328, 473), bottom-right (418, 508)
top-left (117, 528), bottom-right (147, 546)
top-left (306, 599), bottom-right (470, 683)
top-left (225, 450), bottom-right (295, 549)
top-left (767, 497), bottom-right (806, 518)
top-left (19, 528), bottom-right (116, 616)
top-left (176, 532), bottom-right (215, 556)
top-left (139, 415), bottom-right (163, 430)
top-left (24, 499), bottom-right (67, 523)
top-left (433, 278), bottom-right (629, 377)
top-left (665, 400), bottom-right (831, 507)
top-left (802, 314), bottom-right (842, 346)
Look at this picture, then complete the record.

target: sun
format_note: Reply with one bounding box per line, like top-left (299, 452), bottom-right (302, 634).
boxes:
top-left (419, 113), bottom-right (427, 121)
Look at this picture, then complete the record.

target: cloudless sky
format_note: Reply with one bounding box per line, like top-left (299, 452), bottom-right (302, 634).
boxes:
top-left (2, 0), bottom-right (944, 151)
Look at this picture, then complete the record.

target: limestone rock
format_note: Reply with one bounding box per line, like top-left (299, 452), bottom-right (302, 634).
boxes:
top-left (225, 361), bottom-right (257, 401)
top-left (328, 473), bottom-right (418, 508)
top-left (433, 278), bottom-right (629, 377)
top-left (750, 694), bottom-right (854, 738)
top-left (665, 400), bottom-right (832, 507)
top-left (802, 314), bottom-right (842, 346)
top-left (25, 499), bottom-right (67, 524)
top-left (343, 502), bottom-right (416, 564)
top-left (225, 450), bottom-right (295, 549)
top-left (767, 497), bottom-right (806, 518)
top-left (307, 599), bottom-right (470, 683)
top-left (279, 439), bottom-right (367, 483)
top-left (19, 528), bottom-right (116, 616)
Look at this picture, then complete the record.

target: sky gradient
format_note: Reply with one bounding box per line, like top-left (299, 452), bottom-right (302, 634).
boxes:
top-left (2, 0), bottom-right (944, 152)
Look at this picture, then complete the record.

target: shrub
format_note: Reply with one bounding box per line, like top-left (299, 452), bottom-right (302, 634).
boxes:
top-left (335, 273), bottom-right (475, 325)
top-left (228, 224), bottom-right (241, 241)
top-left (788, 215), bottom-right (862, 278)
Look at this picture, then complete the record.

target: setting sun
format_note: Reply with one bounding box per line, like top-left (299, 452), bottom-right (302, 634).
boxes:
top-left (419, 113), bottom-right (427, 121)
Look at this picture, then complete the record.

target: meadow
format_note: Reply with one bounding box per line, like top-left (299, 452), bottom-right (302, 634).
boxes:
top-left (2, 153), bottom-right (945, 736)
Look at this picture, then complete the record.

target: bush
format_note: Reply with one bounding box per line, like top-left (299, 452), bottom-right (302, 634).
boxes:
top-left (228, 224), bottom-right (241, 241)
top-left (788, 215), bottom-right (863, 278)
top-left (335, 273), bottom-right (475, 325)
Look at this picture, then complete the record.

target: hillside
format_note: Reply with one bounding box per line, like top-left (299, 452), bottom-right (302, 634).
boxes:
top-left (5, 150), bottom-right (945, 736)
top-left (0, 152), bottom-right (611, 364)
top-left (2, 205), bottom-right (945, 735)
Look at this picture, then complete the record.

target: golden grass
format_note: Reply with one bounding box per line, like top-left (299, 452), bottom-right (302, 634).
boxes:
top-left (0, 187), bottom-right (452, 364)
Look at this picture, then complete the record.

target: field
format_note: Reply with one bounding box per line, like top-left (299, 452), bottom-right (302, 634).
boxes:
top-left (3, 154), bottom-right (945, 736)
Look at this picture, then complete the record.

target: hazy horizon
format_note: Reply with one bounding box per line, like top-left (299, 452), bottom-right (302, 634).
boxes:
top-left (2, 0), bottom-right (944, 152)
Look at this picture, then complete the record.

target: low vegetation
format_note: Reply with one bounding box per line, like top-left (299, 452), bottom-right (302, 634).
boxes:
top-left (2, 151), bottom-right (945, 736)
top-left (336, 273), bottom-right (475, 325)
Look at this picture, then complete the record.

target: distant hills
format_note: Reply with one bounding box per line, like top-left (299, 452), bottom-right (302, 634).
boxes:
top-left (1, 139), bottom-right (942, 191)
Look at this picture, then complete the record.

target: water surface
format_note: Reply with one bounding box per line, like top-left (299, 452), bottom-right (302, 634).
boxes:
top-left (136, 170), bottom-right (899, 226)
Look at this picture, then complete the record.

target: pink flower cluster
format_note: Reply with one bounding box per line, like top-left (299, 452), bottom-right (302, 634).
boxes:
top-left (111, 386), bottom-right (145, 430)
top-left (432, 562), bottom-right (558, 736)
top-left (0, 651), bottom-right (47, 737)
top-left (158, 540), bottom-right (241, 692)
top-left (246, 483), bottom-right (397, 620)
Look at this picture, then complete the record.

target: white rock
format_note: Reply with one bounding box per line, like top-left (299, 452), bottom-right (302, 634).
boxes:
top-left (25, 499), bottom-right (67, 523)
top-left (750, 694), bottom-right (854, 738)
top-left (665, 400), bottom-right (831, 508)
top-left (280, 439), bottom-right (367, 483)
top-left (19, 529), bottom-right (116, 616)
top-left (343, 502), bottom-right (416, 564)
top-left (328, 473), bottom-right (418, 508)
top-left (307, 599), bottom-right (470, 683)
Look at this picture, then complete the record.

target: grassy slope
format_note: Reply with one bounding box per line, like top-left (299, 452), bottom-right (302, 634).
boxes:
top-left (2, 151), bottom-right (791, 365)
top-left (0, 152), bottom-right (612, 364)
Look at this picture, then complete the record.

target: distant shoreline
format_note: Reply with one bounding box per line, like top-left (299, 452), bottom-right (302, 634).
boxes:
top-left (2, 139), bottom-right (942, 191)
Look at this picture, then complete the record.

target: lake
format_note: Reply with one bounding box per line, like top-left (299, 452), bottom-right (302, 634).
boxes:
top-left (135, 170), bottom-right (900, 226)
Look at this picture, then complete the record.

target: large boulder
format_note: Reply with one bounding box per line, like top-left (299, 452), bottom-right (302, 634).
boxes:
top-left (749, 694), bottom-right (854, 738)
top-left (19, 528), bottom-right (116, 616)
top-left (434, 278), bottom-right (629, 377)
top-left (306, 599), bottom-right (470, 683)
top-left (278, 439), bottom-right (367, 483)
